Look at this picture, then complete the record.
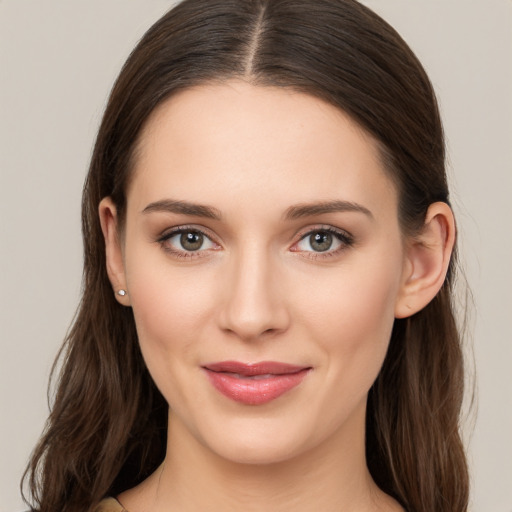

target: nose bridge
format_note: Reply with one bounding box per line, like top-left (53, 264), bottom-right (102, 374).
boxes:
top-left (219, 241), bottom-right (288, 340)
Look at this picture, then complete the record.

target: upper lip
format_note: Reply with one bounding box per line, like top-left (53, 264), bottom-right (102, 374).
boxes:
top-left (203, 361), bottom-right (310, 376)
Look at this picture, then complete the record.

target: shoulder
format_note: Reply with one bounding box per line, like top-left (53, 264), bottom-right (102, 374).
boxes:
top-left (94, 497), bottom-right (128, 512)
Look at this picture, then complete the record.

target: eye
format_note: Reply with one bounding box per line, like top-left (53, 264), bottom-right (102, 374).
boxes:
top-left (299, 231), bottom-right (336, 252)
top-left (293, 227), bottom-right (354, 256)
top-left (158, 227), bottom-right (218, 256)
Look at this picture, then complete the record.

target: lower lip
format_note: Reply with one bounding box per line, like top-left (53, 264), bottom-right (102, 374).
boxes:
top-left (204, 368), bottom-right (310, 405)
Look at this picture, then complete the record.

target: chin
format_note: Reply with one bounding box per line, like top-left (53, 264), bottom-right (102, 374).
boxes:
top-left (188, 408), bottom-right (332, 468)
top-left (208, 432), bottom-right (309, 466)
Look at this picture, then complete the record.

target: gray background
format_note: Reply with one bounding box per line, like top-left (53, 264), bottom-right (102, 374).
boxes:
top-left (1, 1), bottom-right (511, 510)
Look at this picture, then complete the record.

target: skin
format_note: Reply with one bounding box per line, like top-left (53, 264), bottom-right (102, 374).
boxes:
top-left (100, 80), bottom-right (455, 512)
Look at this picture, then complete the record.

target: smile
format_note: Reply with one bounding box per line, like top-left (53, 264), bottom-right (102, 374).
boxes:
top-left (203, 361), bottom-right (311, 405)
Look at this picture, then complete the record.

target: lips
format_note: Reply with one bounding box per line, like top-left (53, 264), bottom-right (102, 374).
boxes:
top-left (203, 361), bottom-right (311, 405)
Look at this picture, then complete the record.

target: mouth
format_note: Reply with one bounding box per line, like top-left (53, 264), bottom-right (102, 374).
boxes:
top-left (202, 361), bottom-right (312, 405)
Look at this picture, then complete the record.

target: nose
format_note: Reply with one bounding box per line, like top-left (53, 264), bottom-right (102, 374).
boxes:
top-left (218, 245), bottom-right (290, 341)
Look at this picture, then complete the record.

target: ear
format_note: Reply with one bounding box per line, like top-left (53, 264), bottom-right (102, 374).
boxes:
top-left (395, 202), bottom-right (455, 318)
top-left (99, 197), bottom-right (131, 306)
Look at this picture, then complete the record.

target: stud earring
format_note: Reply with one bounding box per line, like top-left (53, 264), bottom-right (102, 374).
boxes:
top-left (117, 289), bottom-right (127, 297)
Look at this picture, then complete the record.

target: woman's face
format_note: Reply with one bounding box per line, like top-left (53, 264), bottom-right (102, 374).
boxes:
top-left (112, 81), bottom-right (410, 464)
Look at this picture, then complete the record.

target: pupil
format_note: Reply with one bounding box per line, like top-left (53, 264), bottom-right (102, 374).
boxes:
top-left (180, 231), bottom-right (203, 251)
top-left (311, 232), bottom-right (332, 252)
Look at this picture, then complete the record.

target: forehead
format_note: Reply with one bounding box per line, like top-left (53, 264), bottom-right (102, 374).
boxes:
top-left (129, 81), bottom-right (398, 220)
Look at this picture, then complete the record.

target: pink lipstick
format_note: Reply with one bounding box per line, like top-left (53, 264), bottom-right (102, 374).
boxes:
top-left (203, 361), bottom-right (311, 405)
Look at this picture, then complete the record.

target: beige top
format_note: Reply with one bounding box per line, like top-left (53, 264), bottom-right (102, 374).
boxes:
top-left (94, 497), bottom-right (128, 512)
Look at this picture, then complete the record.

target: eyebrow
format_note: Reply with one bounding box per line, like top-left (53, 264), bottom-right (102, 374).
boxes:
top-left (142, 199), bottom-right (222, 220)
top-left (283, 200), bottom-right (373, 220)
top-left (141, 198), bottom-right (373, 222)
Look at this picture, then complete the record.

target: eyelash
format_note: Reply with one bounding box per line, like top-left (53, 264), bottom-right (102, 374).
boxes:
top-left (156, 225), bottom-right (354, 260)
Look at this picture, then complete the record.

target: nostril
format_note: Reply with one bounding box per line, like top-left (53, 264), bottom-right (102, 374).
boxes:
top-left (219, 310), bottom-right (290, 342)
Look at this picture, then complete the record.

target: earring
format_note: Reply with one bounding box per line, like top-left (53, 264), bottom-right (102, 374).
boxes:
top-left (117, 289), bottom-right (127, 297)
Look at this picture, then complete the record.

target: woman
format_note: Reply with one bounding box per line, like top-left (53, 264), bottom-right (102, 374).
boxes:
top-left (23, 0), bottom-right (469, 511)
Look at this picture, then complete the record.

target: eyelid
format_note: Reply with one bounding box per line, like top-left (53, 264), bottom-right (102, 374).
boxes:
top-left (293, 224), bottom-right (354, 243)
top-left (158, 223), bottom-right (219, 241)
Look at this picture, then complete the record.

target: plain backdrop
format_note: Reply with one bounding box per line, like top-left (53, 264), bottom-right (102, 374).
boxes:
top-left (1, 1), bottom-right (511, 511)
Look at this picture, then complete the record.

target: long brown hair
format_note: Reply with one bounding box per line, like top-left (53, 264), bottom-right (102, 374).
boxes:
top-left (23, 1), bottom-right (469, 511)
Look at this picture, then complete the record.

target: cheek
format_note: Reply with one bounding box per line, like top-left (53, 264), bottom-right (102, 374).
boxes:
top-left (123, 245), bottom-right (217, 395)
top-left (296, 252), bottom-right (403, 393)
top-left (301, 254), bottom-right (399, 330)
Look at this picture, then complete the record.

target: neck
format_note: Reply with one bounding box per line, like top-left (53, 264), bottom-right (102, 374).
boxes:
top-left (120, 405), bottom-right (401, 512)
